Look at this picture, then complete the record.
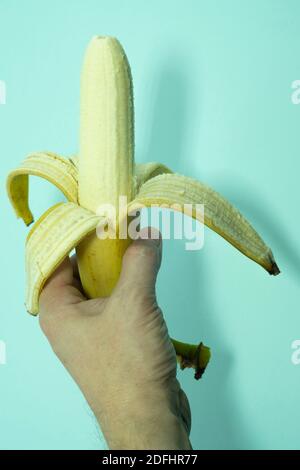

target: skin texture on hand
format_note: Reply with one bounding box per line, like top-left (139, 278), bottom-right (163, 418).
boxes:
top-left (39, 227), bottom-right (192, 450)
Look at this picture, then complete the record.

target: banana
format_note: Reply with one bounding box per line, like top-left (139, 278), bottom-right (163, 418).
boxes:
top-left (128, 173), bottom-right (279, 275)
top-left (7, 151), bottom-right (78, 225)
top-left (6, 36), bottom-right (280, 380)
top-left (26, 202), bottom-right (102, 314)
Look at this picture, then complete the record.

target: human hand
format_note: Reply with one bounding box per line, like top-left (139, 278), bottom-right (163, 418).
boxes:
top-left (39, 227), bottom-right (192, 450)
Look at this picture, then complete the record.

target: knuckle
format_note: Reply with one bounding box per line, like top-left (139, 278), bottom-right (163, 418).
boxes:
top-left (126, 241), bottom-right (156, 260)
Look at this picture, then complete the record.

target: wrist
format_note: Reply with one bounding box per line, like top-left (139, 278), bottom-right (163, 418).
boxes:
top-left (93, 390), bottom-right (191, 450)
top-left (98, 406), bottom-right (191, 450)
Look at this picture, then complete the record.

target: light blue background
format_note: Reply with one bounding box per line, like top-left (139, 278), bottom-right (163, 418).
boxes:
top-left (1, 0), bottom-right (300, 450)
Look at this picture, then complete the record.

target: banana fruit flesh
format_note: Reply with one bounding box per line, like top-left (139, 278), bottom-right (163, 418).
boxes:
top-left (6, 36), bottom-right (280, 380)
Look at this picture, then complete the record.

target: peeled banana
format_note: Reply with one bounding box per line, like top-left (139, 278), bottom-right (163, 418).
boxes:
top-left (6, 36), bottom-right (280, 380)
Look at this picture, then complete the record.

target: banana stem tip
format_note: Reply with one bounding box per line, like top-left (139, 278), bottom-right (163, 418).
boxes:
top-left (269, 261), bottom-right (280, 276)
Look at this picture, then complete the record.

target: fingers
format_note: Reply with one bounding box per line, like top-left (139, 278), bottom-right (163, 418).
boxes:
top-left (40, 226), bottom-right (162, 316)
top-left (45, 257), bottom-right (74, 288)
top-left (39, 256), bottom-right (85, 315)
top-left (114, 227), bottom-right (162, 298)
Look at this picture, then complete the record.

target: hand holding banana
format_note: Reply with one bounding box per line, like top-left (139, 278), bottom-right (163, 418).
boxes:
top-left (6, 36), bottom-right (280, 379)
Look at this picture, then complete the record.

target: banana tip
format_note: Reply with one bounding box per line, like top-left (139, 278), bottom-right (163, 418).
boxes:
top-left (269, 261), bottom-right (280, 276)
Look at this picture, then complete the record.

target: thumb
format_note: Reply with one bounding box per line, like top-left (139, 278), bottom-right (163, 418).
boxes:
top-left (114, 227), bottom-right (162, 298)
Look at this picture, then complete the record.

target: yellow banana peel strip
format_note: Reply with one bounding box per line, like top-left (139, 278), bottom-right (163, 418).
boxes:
top-left (7, 152), bottom-right (78, 226)
top-left (26, 202), bottom-right (102, 315)
top-left (128, 173), bottom-right (280, 275)
top-left (134, 162), bottom-right (172, 192)
top-left (62, 158), bottom-right (171, 190)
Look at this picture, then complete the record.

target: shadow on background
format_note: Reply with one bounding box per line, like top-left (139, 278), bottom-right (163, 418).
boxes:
top-left (141, 56), bottom-right (255, 449)
top-left (217, 176), bottom-right (300, 285)
top-left (143, 55), bottom-right (191, 176)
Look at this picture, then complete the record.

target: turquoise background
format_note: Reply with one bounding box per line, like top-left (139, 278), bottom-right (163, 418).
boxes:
top-left (0, 0), bottom-right (300, 450)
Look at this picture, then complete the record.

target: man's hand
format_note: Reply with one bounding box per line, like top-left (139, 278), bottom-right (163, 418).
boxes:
top-left (39, 227), bottom-right (191, 450)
